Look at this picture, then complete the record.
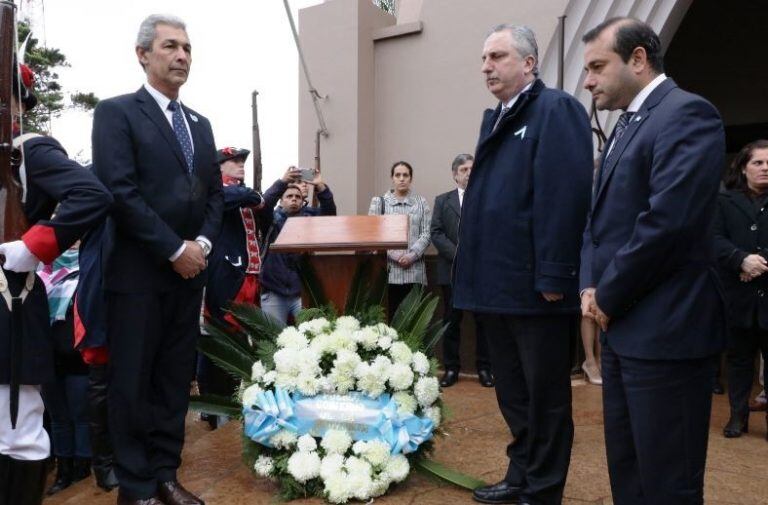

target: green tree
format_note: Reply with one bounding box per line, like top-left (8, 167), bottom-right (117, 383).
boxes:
top-left (17, 20), bottom-right (99, 133)
top-left (374, 0), bottom-right (396, 14)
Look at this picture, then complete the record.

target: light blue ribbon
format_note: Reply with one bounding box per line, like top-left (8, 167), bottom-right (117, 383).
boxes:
top-left (243, 387), bottom-right (434, 454)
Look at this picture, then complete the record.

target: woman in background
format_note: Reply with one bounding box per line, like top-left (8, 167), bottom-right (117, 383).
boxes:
top-left (714, 139), bottom-right (768, 440)
top-left (369, 161), bottom-right (432, 319)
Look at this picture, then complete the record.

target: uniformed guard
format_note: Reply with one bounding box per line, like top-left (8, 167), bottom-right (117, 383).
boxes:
top-left (0, 57), bottom-right (112, 505)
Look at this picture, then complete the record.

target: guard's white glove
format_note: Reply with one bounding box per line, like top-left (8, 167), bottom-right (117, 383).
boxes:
top-left (0, 240), bottom-right (41, 272)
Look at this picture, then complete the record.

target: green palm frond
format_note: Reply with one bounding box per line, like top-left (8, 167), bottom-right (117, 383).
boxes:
top-left (197, 336), bottom-right (253, 381)
top-left (189, 394), bottom-right (243, 419)
top-left (226, 302), bottom-right (285, 340)
top-left (203, 321), bottom-right (257, 360)
top-left (254, 338), bottom-right (279, 369)
top-left (415, 459), bottom-right (487, 490)
top-left (390, 285), bottom-right (426, 330)
top-left (298, 256), bottom-right (328, 308)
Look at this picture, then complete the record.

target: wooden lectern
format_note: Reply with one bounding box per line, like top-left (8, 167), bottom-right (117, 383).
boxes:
top-left (269, 215), bottom-right (409, 311)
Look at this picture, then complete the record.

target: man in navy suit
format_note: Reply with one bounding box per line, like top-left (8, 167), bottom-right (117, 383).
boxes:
top-left (430, 154), bottom-right (493, 388)
top-left (454, 25), bottom-right (593, 505)
top-left (92, 14), bottom-right (223, 505)
top-left (580, 18), bottom-right (726, 504)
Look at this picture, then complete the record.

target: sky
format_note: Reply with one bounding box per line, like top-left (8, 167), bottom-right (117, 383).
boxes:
top-left (20, 0), bottom-right (325, 185)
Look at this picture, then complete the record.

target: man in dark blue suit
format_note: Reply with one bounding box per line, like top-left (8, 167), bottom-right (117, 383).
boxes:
top-left (453, 25), bottom-right (593, 505)
top-left (92, 14), bottom-right (223, 505)
top-left (580, 18), bottom-right (726, 505)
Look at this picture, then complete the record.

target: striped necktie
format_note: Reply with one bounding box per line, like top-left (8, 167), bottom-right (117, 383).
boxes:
top-left (492, 105), bottom-right (510, 132)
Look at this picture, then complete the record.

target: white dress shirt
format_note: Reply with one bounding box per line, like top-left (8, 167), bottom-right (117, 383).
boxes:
top-left (457, 187), bottom-right (465, 208)
top-left (607, 73), bottom-right (667, 155)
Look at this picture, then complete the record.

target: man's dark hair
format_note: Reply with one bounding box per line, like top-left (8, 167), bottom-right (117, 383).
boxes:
top-left (582, 17), bottom-right (664, 74)
top-left (724, 139), bottom-right (768, 191)
top-left (281, 183), bottom-right (303, 198)
top-left (390, 161), bottom-right (413, 178)
top-left (451, 154), bottom-right (474, 173)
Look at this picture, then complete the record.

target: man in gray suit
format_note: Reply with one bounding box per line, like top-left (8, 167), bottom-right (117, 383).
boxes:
top-left (430, 154), bottom-right (493, 388)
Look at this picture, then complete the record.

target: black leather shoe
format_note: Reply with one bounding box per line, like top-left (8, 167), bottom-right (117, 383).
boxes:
top-left (46, 457), bottom-right (73, 496)
top-left (440, 369), bottom-right (459, 388)
top-left (472, 480), bottom-right (522, 504)
top-left (723, 413), bottom-right (749, 438)
top-left (157, 480), bottom-right (205, 505)
top-left (478, 369), bottom-right (495, 387)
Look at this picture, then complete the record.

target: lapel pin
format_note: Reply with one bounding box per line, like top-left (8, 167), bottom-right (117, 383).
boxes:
top-left (189, 113), bottom-right (199, 123)
top-left (634, 115), bottom-right (642, 122)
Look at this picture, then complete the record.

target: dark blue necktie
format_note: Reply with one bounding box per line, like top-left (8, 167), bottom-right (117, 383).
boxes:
top-left (596, 111), bottom-right (635, 192)
top-left (168, 100), bottom-right (194, 173)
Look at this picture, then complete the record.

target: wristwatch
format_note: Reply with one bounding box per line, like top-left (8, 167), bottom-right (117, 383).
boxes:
top-left (196, 239), bottom-right (211, 258)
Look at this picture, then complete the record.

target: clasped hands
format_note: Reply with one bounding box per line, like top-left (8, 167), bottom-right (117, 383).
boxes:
top-left (388, 250), bottom-right (417, 268)
top-left (172, 240), bottom-right (206, 279)
top-left (581, 287), bottom-right (610, 332)
top-left (739, 254), bottom-right (768, 282)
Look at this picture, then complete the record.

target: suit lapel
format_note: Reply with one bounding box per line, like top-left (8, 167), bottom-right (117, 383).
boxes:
top-left (593, 78), bottom-right (679, 208)
top-left (135, 87), bottom-right (188, 173)
top-left (447, 189), bottom-right (461, 218)
top-left (593, 112), bottom-right (648, 203)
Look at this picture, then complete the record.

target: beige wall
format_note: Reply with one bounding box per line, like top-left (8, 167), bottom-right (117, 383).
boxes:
top-left (299, 0), bottom-right (568, 216)
top-left (298, 0), bottom-right (693, 216)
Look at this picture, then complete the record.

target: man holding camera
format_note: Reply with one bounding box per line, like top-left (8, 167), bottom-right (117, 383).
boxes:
top-left (259, 168), bottom-right (336, 323)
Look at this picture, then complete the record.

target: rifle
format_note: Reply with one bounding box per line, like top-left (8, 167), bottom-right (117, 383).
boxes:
top-left (0, 0), bottom-right (29, 243)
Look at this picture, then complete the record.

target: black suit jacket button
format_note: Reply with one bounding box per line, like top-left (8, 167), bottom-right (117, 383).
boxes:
top-left (759, 290), bottom-right (765, 298)
top-left (592, 240), bottom-right (599, 248)
top-left (751, 224), bottom-right (758, 231)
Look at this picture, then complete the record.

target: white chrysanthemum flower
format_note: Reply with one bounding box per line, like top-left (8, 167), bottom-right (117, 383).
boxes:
top-left (388, 362), bottom-right (415, 391)
top-left (269, 429), bottom-right (298, 449)
top-left (354, 363), bottom-right (387, 398)
top-left (324, 471), bottom-right (352, 504)
top-left (329, 368), bottom-right (355, 394)
top-left (351, 440), bottom-right (367, 455)
top-left (411, 351), bottom-right (430, 375)
top-left (296, 373), bottom-right (320, 396)
top-left (241, 383), bottom-right (263, 408)
top-left (384, 454), bottom-right (410, 483)
top-left (353, 327), bottom-right (379, 350)
top-left (274, 372), bottom-right (297, 391)
top-left (309, 333), bottom-right (333, 355)
top-left (297, 348), bottom-right (322, 376)
top-left (389, 341), bottom-right (413, 365)
top-left (414, 376), bottom-right (440, 407)
top-left (333, 349), bottom-right (362, 373)
top-left (371, 355), bottom-right (393, 375)
top-left (335, 315), bottom-right (361, 332)
top-left (345, 455), bottom-right (372, 475)
top-left (393, 391), bottom-right (418, 415)
top-left (327, 329), bottom-right (357, 353)
top-left (273, 348), bottom-right (301, 375)
top-left (344, 456), bottom-right (374, 499)
top-left (297, 434), bottom-right (318, 453)
top-left (261, 370), bottom-right (277, 385)
top-left (424, 406), bottom-right (442, 427)
top-left (375, 323), bottom-right (398, 339)
top-left (276, 326), bottom-right (309, 350)
top-left (320, 453), bottom-right (345, 481)
top-left (299, 317), bottom-right (331, 335)
top-left (321, 428), bottom-right (353, 455)
top-left (253, 455), bottom-right (274, 477)
top-left (318, 376), bottom-right (336, 393)
top-left (369, 475), bottom-right (391, 497)
top-left (287, 450), bottom-right (321, 483)
top-left (251, 360), bottom-right (267, 381)
top-left (377, 335), bottom-right (393, 350)
top-left (320, 454), bottom-right (344, 480)
top-left (360, 440), bottom-right (391, 467)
